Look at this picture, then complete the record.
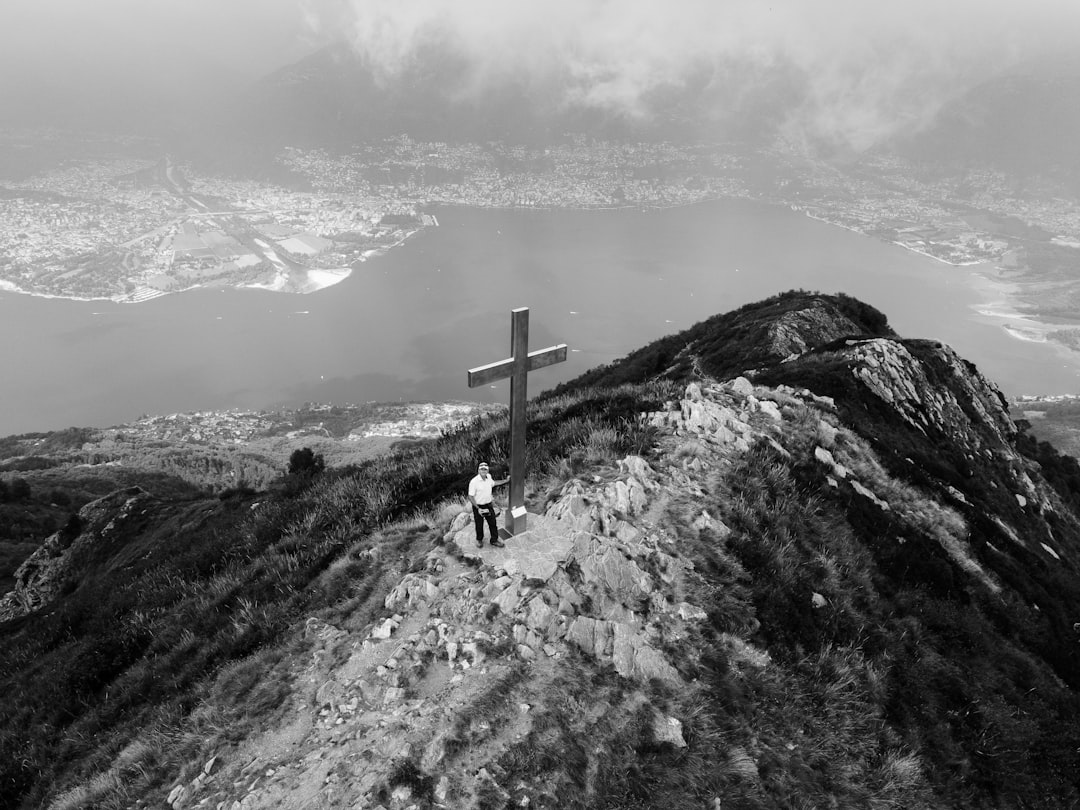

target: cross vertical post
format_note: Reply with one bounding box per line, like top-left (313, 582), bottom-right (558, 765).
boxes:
top-left (467, 307), bottom-right (567, 535)
top-left (508, 308), bottom-right (529, 534)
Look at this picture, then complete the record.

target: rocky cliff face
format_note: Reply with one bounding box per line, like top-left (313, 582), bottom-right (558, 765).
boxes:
top-left (4, 291), bottom-right (1080, 809)
top-left (757, 332), bottom-right (1076, 581)
top-left (0, 487), bottom-right (155, 622)
top-left (761, 298), bottom-right (874, 361)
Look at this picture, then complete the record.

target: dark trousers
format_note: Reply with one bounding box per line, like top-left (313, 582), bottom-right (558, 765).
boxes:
top-left (473, 503), bottom-right (497, 541)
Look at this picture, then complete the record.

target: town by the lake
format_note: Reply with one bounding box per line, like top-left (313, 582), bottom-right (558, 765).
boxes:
top-left (3, 129), bottom-right (1078, 339)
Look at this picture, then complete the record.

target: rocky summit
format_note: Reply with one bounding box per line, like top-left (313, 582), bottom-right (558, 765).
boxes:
top-left (2, 290), bottom-right (1080, 810)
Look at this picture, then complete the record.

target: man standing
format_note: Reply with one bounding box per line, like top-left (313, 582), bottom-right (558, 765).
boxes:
top-left (468, 462), bottom-right (509, 548)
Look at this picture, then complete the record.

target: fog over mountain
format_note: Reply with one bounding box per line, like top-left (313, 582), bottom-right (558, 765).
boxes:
top-left (0, 0), bottom-right (315, 127)
top-left (315, 0), bottom-right (1080, 150)
top-left (3, 0), bottom-right (1079, 152)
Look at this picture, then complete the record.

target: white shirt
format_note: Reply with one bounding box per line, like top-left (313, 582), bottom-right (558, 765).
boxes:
top-left (469, 474), bottom-right (495, 505)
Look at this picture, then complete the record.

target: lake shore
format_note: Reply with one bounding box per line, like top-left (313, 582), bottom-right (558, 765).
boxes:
top-left (4, 199), bottom-right (1079, 434)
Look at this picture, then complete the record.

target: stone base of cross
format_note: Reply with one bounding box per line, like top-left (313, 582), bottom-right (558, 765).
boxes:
top-left (467, 308), bottom-right (567, 535)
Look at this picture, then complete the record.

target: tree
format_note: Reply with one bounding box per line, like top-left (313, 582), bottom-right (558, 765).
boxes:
top-left (9, 477), bottom-right (31, 502)
top-left (287, 447), bottom-right (325, 478)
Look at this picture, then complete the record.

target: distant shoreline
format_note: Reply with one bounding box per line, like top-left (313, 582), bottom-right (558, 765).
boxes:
top-left (0, 267), bottom-right (355, 304)
top-left (429, 193), bottom-right (736, 214)
top-left (0, 231), bottom-right (430, 304)
top-left (799, 210), bottom-right (983, 267)
top-left (0, 196), bottom-right (1040, 321)
top-left (4, 192), bottom-right (1076, 435)
top-left (0, 201), bottom-right (730, 305)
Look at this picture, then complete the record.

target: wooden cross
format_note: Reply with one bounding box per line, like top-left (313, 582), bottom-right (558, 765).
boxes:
top-left (468, 307), bottom-right (567, 535)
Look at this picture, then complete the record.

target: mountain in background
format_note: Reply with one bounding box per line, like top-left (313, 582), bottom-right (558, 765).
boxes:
top-left (175, 42), bottom-right (1080, 183)
top-left (891, 56), bottom-right (1080, 189)
top-left (2, 290), bottom-right (1080, 809)
top-left (177, 40), bottom-right (800, 159)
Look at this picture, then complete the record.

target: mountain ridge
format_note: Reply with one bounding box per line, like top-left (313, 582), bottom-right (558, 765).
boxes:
top-left (2, 290), bottom-right (1080, 809)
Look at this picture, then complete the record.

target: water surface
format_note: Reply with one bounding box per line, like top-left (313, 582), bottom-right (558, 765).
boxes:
top-left (2, 199), bottom-right (1076, 435)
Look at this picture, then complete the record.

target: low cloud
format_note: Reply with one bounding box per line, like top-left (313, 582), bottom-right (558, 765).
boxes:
top-left (326, 0), bottom-right (1080, 149)
top-left (0, 0), bottom-right (314, 125)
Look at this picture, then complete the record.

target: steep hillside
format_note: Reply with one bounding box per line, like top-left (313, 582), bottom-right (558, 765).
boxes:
top-left (0, 401), bottom-right (500, 591)
top-left (2, 291), bottom-right (1080, 809)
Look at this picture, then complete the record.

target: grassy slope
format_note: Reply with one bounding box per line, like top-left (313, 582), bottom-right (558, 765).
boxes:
top-left (0, 384), bottom-right (668, 809)
top-left (0, 460), bottom-right (205, 592)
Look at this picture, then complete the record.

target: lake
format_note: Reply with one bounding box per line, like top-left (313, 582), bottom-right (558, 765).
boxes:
top-left (2, 198), bottom-right (1078, 435)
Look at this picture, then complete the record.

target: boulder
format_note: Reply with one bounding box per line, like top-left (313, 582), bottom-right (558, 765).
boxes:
top-left (612, 623), bottom-right (680, 683)
top-left (525, 596), bottom-right (557, 637)
top-left (371, 618), bottom-right (397, 640)
top-left (573, 537), bottom-right (653, 609)
top-left (730, 376), bottom-right (755, 396)
top-left (492, 578), bottom-right (522, 615)
top-left (651, 713), bottom-right (688, 748)
top-left (758, 400), bottom-right (782, 421)
top-left (567, 616), bottom-right (615, 658)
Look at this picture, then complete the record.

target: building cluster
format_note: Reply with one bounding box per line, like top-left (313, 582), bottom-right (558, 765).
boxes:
top-left (868, 157), bottom-right (1080, 243)
top-left (0, 158), bottom-right (181, 297)
top-left (2, 130), bottom-right (1078, 303)
top-left (351, 402), bottom-right (496, 439)
top-left (278, 138), bottom-right (750, 211)
top-left (183, 168), bottom-right (385, 236)
top-left (0, 155), bottom-right (432, 300)
top-left (99, 401), bottom-right (500, 447)
top-left (771, 148), bottom-right (1080, 267)
top-left (107, 410), bottom-right (278, 445)
top-left (277, 135), bottom-right (1078, 275)
top-left (1014, 394), bottom-right (1080, 404)
top-left (151, 165), bottom-right (430, 277)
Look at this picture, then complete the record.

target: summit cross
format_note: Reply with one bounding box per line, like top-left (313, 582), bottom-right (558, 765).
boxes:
top-left (468, 307), bottom-right (567, 535)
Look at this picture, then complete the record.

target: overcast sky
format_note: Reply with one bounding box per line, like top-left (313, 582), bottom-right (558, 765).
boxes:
top-left (2, 0), bottom-right (1078, 145)
top-left (326, 0), bottom-right (1080, 148)
top-left (0, 0), bottom-right (320, 125)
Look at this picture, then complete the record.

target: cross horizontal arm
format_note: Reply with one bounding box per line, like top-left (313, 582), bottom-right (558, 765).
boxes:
top-left (467, 344), bottom-right (568, 388)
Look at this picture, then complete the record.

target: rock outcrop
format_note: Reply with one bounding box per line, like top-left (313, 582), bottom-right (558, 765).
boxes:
top-left (760, 333), bottom-right (1069, 564)
top-left (765, 299), bottom-right (870, 359)
top-left (0, 487), bottom-right (155, 621)
top-left (161, 368), bottom-right (969, 810)
top-left (167, 449), bottom-right (709, 809)
top-left (842, 337), bottom-right (1015, 449)
top-left (150, 313), bottom-right (1080, 807)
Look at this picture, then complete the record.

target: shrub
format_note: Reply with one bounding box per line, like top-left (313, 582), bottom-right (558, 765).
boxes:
top-left (286, 447), bottom-right (325, 477)
top-left (8, 477), bottom-right (31, 502)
